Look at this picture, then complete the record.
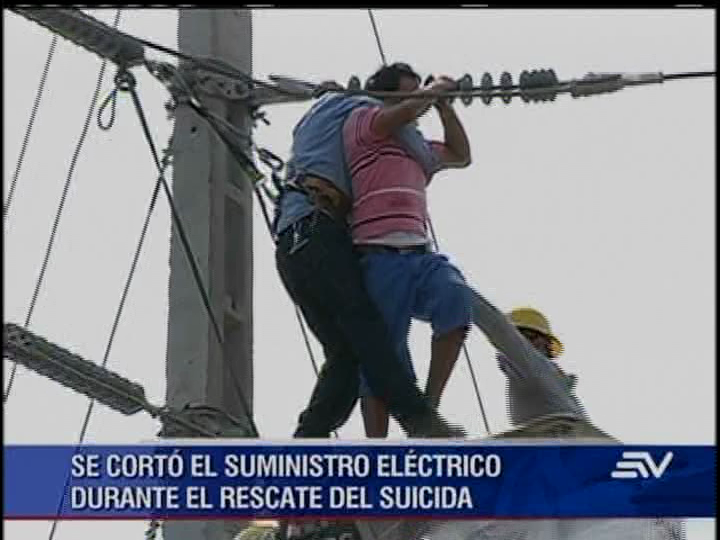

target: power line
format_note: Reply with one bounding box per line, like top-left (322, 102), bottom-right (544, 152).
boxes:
top-left (9, 7), bottom-right (716, 109)
top-left (367, 9), bottom-right (387, 66)
top-left (4, 34), bottom-right (58, 223)
top-left (111, 29), bottom-right (720, 103)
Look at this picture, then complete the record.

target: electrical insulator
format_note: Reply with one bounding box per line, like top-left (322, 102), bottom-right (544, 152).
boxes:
top-left (351, 67), bottom-right (669, 106)
top-left (4, 322), bottom-right (149, 416)
top-left (458, 74), bottom-right (474, 105)
top-left (12, 8), bottom-right (145, 67)
top-left (519, 69), bottom-right (559, 102)
top-left (480, 73), bottom-right (493, 105)
top-left (500, 72), bottom-right (514, 104)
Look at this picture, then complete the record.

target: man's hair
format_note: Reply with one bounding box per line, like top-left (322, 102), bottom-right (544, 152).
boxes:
top-left (364, 62), bottom-right (421, 92)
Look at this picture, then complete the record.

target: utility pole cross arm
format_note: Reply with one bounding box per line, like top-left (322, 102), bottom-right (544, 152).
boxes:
top-left (10, 8), bottom-right (145, 67)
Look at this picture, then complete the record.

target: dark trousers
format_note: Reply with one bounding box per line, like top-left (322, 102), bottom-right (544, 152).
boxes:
top-left (275, 211), bottom-right (432, 437)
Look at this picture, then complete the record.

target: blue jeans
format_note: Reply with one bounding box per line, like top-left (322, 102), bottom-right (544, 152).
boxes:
top-left (275, 211), bottom-right (435, 437)
top-left (358, 251), bottom-right (473, 396)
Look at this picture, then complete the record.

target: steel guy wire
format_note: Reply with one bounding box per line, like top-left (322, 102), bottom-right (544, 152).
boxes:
top-left (367, 9), bottom-right (387, 66)
top-left (4, 33), bottom-right (59, 223)
top-left (5, 10), bottom-right (123, 405)
top-left (122, 69), bottom-right (261, 439)
top-left (47, 145), bottom-right (173, 540)
top-left (426, 218), bottom-right (493, 436)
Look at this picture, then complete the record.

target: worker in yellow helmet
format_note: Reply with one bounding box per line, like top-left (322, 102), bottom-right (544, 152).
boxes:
top-left (497, 306), bottom-right (582, 427)
top-left (429, 303), bottom-right (686, 540)
top-left (506, 307), bottom-right (564, 358)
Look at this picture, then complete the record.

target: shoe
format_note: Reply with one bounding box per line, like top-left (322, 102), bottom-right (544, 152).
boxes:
top-left (399, 409), bottom-right (467, 439)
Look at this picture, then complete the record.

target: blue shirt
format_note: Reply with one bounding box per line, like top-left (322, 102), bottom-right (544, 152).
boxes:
top-left (393, 121), bottom-right (443, 179)
top-left (274, 93), bottom-right (377, 234)
top-left (274, 95), bottom-right (445, 235)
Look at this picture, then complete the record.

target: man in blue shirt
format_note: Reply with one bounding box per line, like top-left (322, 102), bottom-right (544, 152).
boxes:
top-left (274, 71), bottom-right (465, 439)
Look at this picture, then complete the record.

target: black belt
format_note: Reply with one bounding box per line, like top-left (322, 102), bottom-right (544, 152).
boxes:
top-left (355, 244), bottom-right (430, 256)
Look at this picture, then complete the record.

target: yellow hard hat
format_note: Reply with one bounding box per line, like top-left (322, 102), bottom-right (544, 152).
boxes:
top-left (507, 307), bottom-right (564, 359)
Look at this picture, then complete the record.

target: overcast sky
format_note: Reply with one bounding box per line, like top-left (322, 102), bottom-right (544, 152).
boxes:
top-left (3, 7), bottom-right (715, 540)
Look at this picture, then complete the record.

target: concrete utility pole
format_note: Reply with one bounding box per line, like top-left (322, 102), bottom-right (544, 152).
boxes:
top-left (164, 8), bottom-right (253, 540)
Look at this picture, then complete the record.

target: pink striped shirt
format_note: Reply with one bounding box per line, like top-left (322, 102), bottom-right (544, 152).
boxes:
top-left (343, 106), bottom-right (444, 244)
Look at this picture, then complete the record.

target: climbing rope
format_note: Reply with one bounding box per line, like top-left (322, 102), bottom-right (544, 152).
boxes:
top-left (4, 33), bottom-right (58, 223)
top-left (364, 9), bottom-right (493, 436)
top-left (4, 9), bottom-right (123, 405)
top-left (97, 85), bottom-right (118, 130)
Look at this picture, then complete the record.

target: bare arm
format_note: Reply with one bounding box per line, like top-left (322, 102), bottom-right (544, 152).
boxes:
top-left (370, 79), bottom-right (456, 139)
top-left (435, 101), bottom-right (471, 168)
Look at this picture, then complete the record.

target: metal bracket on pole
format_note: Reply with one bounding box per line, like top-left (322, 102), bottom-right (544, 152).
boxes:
top-left (248, 86), bottom-right (314, 107)
top-left (249, 74), bottom-right (315, 106)
top-left (569, 71), bottom-right (664, 98)
top-left (170, 60), bottom-right (252, 102)
top-left (196, 71), bottom-right (251, 100)
top-left (157, 403), bottom-right (254, 438)
top-left (10, 8), bottom-right (145, 67)
top-left (160, 56), bottom-right (311, 107)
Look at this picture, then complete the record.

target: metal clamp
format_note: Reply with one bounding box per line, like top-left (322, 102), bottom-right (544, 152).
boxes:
top-left (195, 70), bottom-right (251, 100)
top-left (257, 147), bottom-right (284, 172)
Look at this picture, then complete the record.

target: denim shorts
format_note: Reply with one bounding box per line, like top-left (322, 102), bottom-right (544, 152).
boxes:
top-left (358, 251), bottom-right (473, 397)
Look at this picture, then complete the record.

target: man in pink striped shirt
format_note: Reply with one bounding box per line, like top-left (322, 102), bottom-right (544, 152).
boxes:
top-left (343, 63), bottom-right (473, 438)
